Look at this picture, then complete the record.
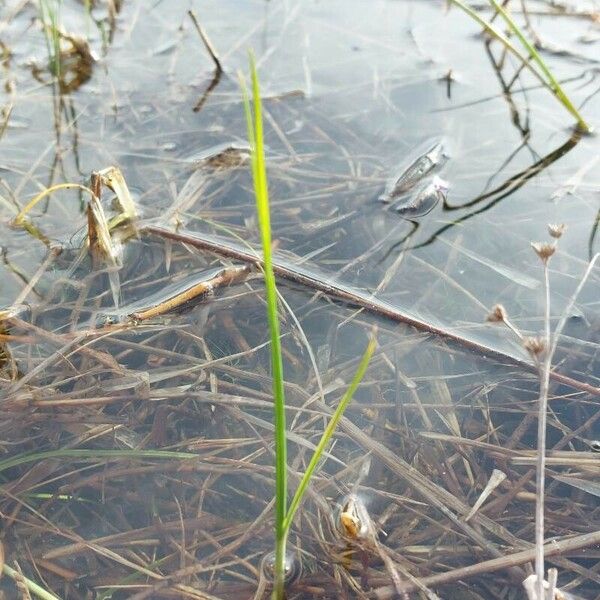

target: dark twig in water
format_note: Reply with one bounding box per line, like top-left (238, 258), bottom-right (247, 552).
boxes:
top-left (141, 224), bottom-right (600, 397)
top-left (193, 69), bottom-right (221, 113)
top-left (188, 10), bottom-right (223, 74)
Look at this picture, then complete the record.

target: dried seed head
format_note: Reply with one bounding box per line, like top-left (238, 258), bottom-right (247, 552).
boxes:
top-left (487, 304), bottom-right (508, 323)
top-left (531, 242), bottom-right (555, 264)
top-left (547, 223), bottom-right (566, 239)
top-left (523, 336), bottom-right (546, 358)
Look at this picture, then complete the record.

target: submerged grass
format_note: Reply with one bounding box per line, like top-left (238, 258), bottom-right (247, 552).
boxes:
top-left (38, 0), bottom-right (62, 79)
top-left (0, 448), bottom-right (200, 474)
top-left (241, 54), bottom-right (374, 598)
top-left (450, 0), bottom-right (589, 132)
top-left (2, 564), bottom-right (60, 600)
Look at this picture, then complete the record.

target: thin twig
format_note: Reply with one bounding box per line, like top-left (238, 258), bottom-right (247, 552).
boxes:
top-left (371, 529), bottom-right (600, 598)
top-left (549, 253), bottom-right (599, 359)
top-left (535, 251), bottom-right (599, 597)
top-left (12, 245), bottom-right (62, 305)
top-left (188, 10), bottom-right (223, 74)
top-left (141, 224), bottom-right (600, 397)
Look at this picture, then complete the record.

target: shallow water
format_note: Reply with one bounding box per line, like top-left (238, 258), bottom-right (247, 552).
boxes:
top-left (1, 1), bottom-right (599, 598)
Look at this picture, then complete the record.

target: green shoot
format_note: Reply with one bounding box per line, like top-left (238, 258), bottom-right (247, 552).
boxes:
top-left (0, 448), bottom-right (199, 474)
top-left (241, 55), bottom-right (374, 599)
top-left (2, 564), bottom-right (60, 600)
top-left (449, 0), bottom-right (589, 132)
top-left (240, 53), bottom-right (288, 599)
top-left (487, 0), bottom-right (588, 132)
top-left (38, 0), bottom-right (62, 79)
top-left (283, 339), bottom-right (375, 533)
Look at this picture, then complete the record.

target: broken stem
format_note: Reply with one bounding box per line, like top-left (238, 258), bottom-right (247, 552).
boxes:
top-left (188, 10), bottom-right (223, 74)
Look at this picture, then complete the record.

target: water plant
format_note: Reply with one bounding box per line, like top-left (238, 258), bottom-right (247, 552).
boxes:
top-left (2, 563), bottom-right (60, 600)
top-left (450, 0), bottom-right (589, 133)
top-left (38, 0), bottom-right (62, 78)
top-left (240, 54), bottom-right (375, 598)
top-left (488, 229), bottom-right (599, 600)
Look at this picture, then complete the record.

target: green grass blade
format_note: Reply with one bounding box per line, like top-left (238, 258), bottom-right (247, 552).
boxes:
top-left (51, 2), bottom-right (61, 79)
top-left (449, 0), bottom-right (589, 132)
top-left (0, 448), bottom-right (199, 473)
top-left (38, 0), bottom-right (62, 79)
top-left (38, 1), bottom-right (53, 75)
top-left (2, 564), bottom-right (60, 600)
top-left (13, 182), bottom-right (98, 225)
top-left (240, 54), bottom-right (288, 598)
top-left (449, 0), bottom-right (546, 87)
top-left (487, 0), bottom-right (589, 132)
top-left (282, 338), bottom-right (375, 534)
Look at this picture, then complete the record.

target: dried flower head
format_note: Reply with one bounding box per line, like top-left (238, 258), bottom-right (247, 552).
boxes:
top-left (531, 242), bottom-right (555, 264)
top-left (523, 336), bottom-right (546, 358)
top-left (547, 223), bottom-right (566, 239)
top-left (487, 304), bottom-right (508, 323)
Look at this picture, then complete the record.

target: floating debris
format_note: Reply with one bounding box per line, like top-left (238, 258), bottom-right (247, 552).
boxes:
top-left (379, 138), bottom-right (447, 203)
top-left (184, 142), bottom-right (251, 169)
top-left (96, 166), bottom-right (139, 230)
top-left (464, 469), bottom-right (506, 522)
top-left (96, 264), bottom-right (251, 326)
top-left (336, 493), bottom-right (374, 542)
top-left (30, 24), bottom-right (96, 93)
top-left (57, 32), bottom-right (96, 94)
top-left (394, 175), bottom-right (449, 218)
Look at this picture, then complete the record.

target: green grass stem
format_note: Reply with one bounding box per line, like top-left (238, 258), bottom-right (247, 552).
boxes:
top-left (0, 448), bottom-right (199, 474)
top-left (13, 182), bottom-right (98, 225)
top-left (2, 564), bottom-right (60, 600)
top-left (450, 0), bottom-right (589, 132)
top-left (38, 0), bottom-right (62, 79)
top-left (240, 53), bottom-right (288, 599)
top-left (487, 0), bottom-right (589, 132)
top-left (283, 338), bottom-right (375, 533)
top-left (241, 55), bottom-right (375, 599)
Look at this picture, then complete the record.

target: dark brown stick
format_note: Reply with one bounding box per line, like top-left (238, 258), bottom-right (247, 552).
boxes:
top-left (188, 10), bottom-right (223, 74)
top-left (141, 224), bottom-right (600, 397)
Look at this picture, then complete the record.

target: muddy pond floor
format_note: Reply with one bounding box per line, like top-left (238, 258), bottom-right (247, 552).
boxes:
top-left (1, 1), bottom-right (600, 598)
